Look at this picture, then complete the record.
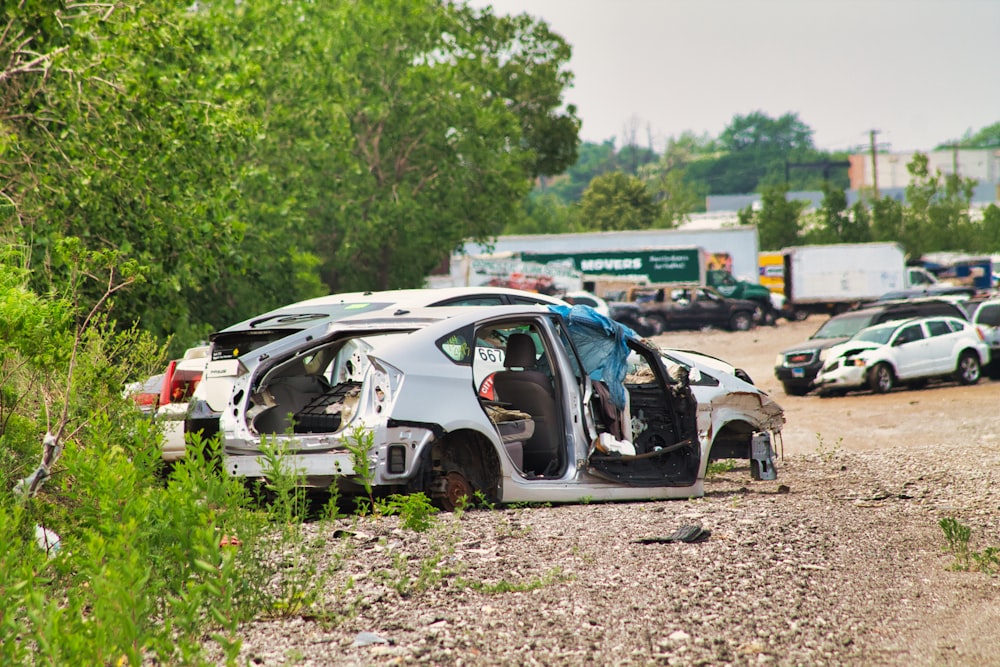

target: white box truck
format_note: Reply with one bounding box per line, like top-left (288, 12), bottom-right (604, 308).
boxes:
top-left (782, 242), bottom-right (907, 319)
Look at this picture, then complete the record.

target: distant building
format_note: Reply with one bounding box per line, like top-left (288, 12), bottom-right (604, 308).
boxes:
top-left (848, 148), bottom-right (1000, 192)
top-left (706, 148), bottom-right (1000, 212)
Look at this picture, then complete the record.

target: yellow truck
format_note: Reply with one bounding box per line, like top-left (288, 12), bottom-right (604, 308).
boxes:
top-left (758, 251), bottom-right (785, 296)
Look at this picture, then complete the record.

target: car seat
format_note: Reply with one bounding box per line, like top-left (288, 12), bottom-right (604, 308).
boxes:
top-left (491, 333), bottom-right (561, 475)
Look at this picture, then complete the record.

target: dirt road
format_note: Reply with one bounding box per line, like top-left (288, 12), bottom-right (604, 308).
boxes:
top-left (652, 315), bottom-right (1000, 456)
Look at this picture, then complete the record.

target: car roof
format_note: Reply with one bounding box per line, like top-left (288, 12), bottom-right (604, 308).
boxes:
top-left (212, 287), bottom-right (568, 337)
top-left (860, 314), bottom-right (964, 333)
top-left (854, 297), bottom-right (969, 319)
top-left (232, 302), bottom-right (623, 370)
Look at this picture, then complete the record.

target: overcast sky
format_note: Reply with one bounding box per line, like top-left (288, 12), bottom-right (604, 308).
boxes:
top-left (466, 0), bottom-right (1000, 153)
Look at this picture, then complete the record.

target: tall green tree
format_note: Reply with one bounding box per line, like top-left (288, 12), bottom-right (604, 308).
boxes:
top-left (740, 184), bottom-right (805, 250)
top-left (980, 204), bottom-right (1000, 250)
top-left (807, 182), bottom-right (871, 244)
top-left (209, 0), bottom-right (579, 293)
top-left (685, 111), bottom-right (845, 195)
top-left (578, 172), bottom-right (658, 231)
top-left (900, 153), bottom-right (978, 256)
top-left (5, 1), bottom-right (255, 351)
top-left (951, 122), bottom-right (1000, 149)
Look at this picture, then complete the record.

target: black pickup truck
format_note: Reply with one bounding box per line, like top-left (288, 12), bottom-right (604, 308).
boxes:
top-left (609, 285), bottom-right (758, 336)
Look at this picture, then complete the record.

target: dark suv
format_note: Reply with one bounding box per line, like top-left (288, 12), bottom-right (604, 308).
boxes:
top-left (610, 285), bottom-right (758, 336)
top-left (774, 298), bottom-right (969, 395)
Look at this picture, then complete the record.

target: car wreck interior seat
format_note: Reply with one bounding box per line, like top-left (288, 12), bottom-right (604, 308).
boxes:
top-left (491, 333), bottom-right (561, 475)
top-left (254, 374), bottom-right (332, 434)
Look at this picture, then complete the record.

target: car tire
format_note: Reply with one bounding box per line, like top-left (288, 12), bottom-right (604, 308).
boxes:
top-left (868, 363), bottom-right (894, 393)
top-left (781, 382), bottom-right (810, 396)
top-left (955, 351), bottom-right (981, 385)
top-left (646, 314), bottom-right (668, 336)
top-left (729, 311), bottom-right (753, 332)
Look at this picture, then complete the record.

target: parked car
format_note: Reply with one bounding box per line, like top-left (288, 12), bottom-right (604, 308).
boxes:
top-left (124, 373), bottom-right (166, 417)
top-left (564, 290), bottom-right (611, 317)
top-left (185, 287), bottom-right (573, 448)
top-left (814, 316), bottom-right (989, 395)
top-left (774, 297), bottom-right (970, 395)
top-left (874, 285), bottom-right (978, 302)
top-left (610, 285), bottom-right (757, 336)
top-left (155, 345), bottom-right (210, 462)
top-left (220, 304), bottom-right (783, 508)
top-left (968, 297), bottom-right (1000, 378)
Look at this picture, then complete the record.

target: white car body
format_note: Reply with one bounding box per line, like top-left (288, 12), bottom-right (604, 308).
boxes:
top-left (815, 316), bottom-right (990, 395)
top-left (155, 345), bottom-right (210, 462)
top-left (565, 290), bottom-right (611, 317)
top-left (220, 304), bottom-right (783, 507)
top-left (969, 298), bottom-right (1000, 378)
top-left (184, 287), bottom-right (571, 454)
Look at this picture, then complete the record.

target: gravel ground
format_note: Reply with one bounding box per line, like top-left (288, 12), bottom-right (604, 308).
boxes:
top-left (225, 318), bottom-right (1000, 666)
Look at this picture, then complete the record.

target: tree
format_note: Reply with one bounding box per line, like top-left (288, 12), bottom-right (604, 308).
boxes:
top-left (951, 122), bottom-right (1000, 149)
top-left (980, 204), bottom-right (1000, 251)
top-left (6, 1), bottom-right (255, 352)
top-left (741, 184), bottom-right (805, 250)
top-left (208, 0), bottom-right (580, 293)
top-left (506, 191), bottom-right (581, 234)
top-left (687, 111), bottom-right (835, 195)
top-left (900, 153), bottom-right (977, 256)
top-left (578, 172), bottom-right (659, 231)
top-left (640, 167), bottom-right (701, 228)
top-left (807, 182), bottom-right (871, 244)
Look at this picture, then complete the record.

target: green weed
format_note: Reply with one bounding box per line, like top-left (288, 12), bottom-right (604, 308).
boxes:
top-left (940, 517), bottom-right (999, 574)
top-left (375, 492), bottom-right (439, 532)
top-left (454, 566), bottom-right (572, 594)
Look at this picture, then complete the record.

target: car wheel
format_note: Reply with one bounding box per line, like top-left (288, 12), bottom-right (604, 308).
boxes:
top-left (646, 313), bottom-right (668, 336)
top-left (868, 363), bottom-right (894, 393)
top-left (781, 382), bottom-right (810, 396)
top-left (791, 309), bottom-right (810, 322)
top-left (440, 470), bottom-right (473, 512)
top-left (955, 351), bottom-right (981, 385)
top-left (730, 311), bottom-right (753, 331)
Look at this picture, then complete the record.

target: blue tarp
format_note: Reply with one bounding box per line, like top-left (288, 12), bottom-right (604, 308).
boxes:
top-left (547, 304), bottom-right (636, 409)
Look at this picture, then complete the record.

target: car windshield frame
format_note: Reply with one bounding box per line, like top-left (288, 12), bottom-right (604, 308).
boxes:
top-left (811, 312), bottom-right (876, 339)
top-left (851, 323), bottom-right (899, 345)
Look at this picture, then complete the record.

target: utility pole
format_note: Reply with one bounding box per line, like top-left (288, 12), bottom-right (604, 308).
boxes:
top-left (869, 129), bottom-right (880, 199)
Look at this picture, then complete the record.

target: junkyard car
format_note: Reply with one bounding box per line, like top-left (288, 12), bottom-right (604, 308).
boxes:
top-left (186, 287), bottom-right (572, 449)
top-left (155, 345), bottom-right (210, 462)
top-left (968, 297), bottom-right (1000, 378)
top-left (774, 297), bottom-right (970, 395)
top-left (814, 316), bottom-right (989, 395)
top-left (220, 304), bottom-right (783, 507)
top-left (610, 285), bottom-right (758, 336)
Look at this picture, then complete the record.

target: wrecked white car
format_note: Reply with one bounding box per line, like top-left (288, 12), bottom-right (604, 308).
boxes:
top-left (220, 304), bottom-right (783, 508)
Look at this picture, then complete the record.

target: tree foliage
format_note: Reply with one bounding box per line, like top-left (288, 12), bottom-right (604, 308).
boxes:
top-left (3, 0), bottom-right (580, 351)
top-left (4, 2), bottom-right (255, 351)
top-left (739, 184), bottom-right (805, 250)
top-left (578, 172), bottom-right (658, 231)
top-left (201, 0), bottom-right (579, 294)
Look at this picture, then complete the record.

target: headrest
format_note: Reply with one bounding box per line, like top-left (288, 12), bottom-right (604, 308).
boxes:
top-left (504, 333), bottom-right (537, 370)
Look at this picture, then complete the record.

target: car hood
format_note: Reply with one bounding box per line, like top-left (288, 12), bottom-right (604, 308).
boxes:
top-left (780, 336), bottom-right (850, 355)
top-left (823, 339), bottom-right (884, 359)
